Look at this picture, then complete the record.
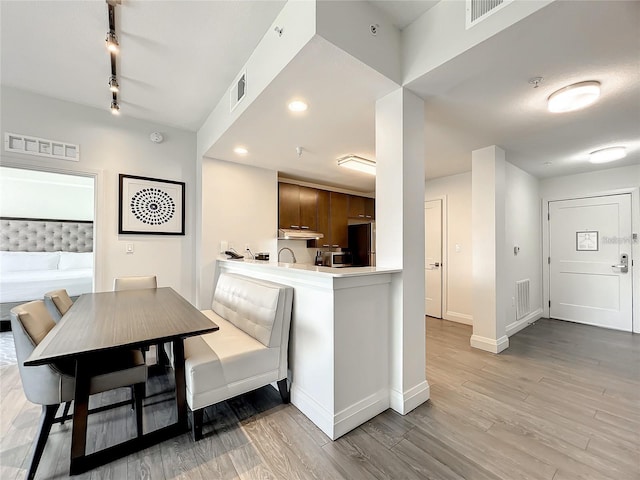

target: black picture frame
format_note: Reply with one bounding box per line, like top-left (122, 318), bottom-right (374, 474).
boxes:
top-left (118, 174), bottom-right (185, 235)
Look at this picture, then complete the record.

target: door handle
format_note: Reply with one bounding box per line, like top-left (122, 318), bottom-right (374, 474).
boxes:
top-left (428, 262), bottom-right (441, 267)
top-left (611, 264), bottom-right (629, 273)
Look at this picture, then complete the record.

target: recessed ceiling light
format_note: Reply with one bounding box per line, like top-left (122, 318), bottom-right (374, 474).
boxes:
top-left (288, 100), bottom-right (308, 112)
top-left (337, 155), bottom-right (376, 175)
top-left (589, 146), bottom-right (626, 164)
top-left (234, 147), bottom-right (248, 155)
top-left (547, 81), bottom-right (601, 113)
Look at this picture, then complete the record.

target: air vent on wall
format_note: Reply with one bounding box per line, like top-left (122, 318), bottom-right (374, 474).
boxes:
top-left (229, 70), bottom-right (247, 112)
top-left (516, 279), bottom-right (531, 320)
top-left (4, 132), bottom-right (79, 161)
top-left (466, 0), bottom-right (512, 29)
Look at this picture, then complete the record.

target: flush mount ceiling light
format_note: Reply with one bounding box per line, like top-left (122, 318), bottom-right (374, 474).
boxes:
top-left (234, 146), bottom-right (248, 155)
top-left (547, 81), bottom-right (601, 113)
top-left (288, 100), bottom-right (308, 112)
top-left (337, 155), bottom-right (376, 175)
top-left (589, 146), bottom-right (626, 164)
top-left (110, 100), bottom-right (120, 115)
top-left (108, 75), bottom-right (119, 93)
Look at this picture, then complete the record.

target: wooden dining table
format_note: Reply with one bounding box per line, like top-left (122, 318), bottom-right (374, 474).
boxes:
top-left (25, 287), bottom-right (219, 475)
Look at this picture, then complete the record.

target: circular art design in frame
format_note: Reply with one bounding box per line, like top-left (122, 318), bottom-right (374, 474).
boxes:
top-left (130, 188), bottom-right (175, 225)
top-left (119, 174), bottom-right (185, 235)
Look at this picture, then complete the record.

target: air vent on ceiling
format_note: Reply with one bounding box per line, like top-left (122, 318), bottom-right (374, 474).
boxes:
top-left (4, 132), bottom-right (79, 161)
top-left (229, 70), bottom-right (247, 112)
top-left (466, 0), bottom-right (512, 29)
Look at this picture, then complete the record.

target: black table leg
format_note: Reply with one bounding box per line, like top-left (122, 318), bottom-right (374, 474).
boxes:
top-left (70, 359), bottom-right (91, 475)
top-left (172, 338), bottom-right (188, 431)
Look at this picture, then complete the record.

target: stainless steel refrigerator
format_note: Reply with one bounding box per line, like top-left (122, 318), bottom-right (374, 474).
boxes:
top-left (348, 223), bottom-right (376, 266)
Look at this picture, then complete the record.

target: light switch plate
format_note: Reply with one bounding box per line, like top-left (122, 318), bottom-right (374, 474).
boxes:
top-left (126, 243), bottom-right (134, 254)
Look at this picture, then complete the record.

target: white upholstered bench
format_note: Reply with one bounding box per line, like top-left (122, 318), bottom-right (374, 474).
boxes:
top-left (183, 272), bottom-right (293, 440)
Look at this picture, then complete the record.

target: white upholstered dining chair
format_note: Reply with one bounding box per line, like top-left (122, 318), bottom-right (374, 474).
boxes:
top-left (10, 300), bottom-right (147, 480)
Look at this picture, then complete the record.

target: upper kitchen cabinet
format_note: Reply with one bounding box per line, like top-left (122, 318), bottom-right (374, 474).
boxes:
top-left (348, 194), bottom-right (375, 220)
top-left (278, 183), bottom-right (317, 231)
top-left (329, 192), bottom-right (348, 248)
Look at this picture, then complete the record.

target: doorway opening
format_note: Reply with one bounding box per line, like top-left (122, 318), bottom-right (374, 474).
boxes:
top-left (0, 166), bottom-right (96, 364)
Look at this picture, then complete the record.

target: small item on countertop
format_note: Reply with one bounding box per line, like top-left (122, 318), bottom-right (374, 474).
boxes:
top-left (255, 252), bottom-right (269, 261)
top-left (224, 250), bottom-right (244, 260)
top-left (315, 251), bottom-right (323, 266)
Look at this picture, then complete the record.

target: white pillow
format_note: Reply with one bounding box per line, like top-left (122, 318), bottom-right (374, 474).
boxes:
top-left (0, 251), bottom-right (60, 273)
top-left (58, 252), bottom-right (94, 271)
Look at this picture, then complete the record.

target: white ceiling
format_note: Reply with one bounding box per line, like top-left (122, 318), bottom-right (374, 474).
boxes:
top-left (0, 0), bottom-right (286, 131)
top-left (2, 1), bottom-right (639, 188)
top-left (409, 0), bottom-right (640, 179)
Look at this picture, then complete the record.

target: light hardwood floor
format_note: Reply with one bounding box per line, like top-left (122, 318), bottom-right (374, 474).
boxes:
top-left (1, 317), bottom-right (638, 479)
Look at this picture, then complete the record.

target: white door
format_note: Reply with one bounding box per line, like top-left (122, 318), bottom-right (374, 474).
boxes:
top-left (425, 200), bottom-right (442, 318)
top-left (549, 194), bottom-right (633, 331)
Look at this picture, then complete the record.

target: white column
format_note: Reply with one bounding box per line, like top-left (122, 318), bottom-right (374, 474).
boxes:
top-left (376, 88), bottom-right (429, 414)
top-left (471, 145), bottom-right (509, 353)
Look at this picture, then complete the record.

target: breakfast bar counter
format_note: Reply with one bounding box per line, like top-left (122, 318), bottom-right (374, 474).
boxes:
top-left (215, 258), bottom-right (401, 439)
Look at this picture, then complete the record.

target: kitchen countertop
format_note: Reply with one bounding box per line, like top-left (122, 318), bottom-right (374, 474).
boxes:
top-left (217, 257), bottom-right (401, 277)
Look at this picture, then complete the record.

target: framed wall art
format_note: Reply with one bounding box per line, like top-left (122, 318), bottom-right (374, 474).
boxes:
top-left (119, 174), bottom-right (185, 235)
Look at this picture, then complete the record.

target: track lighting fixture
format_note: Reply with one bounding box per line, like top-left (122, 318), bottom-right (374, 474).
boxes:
top-left (105, 30), bottom-right (119, 53)
top-left (108, 75), bottom-right (119, 93)
top-left (105, 1), bottom-right (121, 115)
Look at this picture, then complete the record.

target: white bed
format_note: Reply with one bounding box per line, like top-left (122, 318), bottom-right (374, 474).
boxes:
top-left (0, 251), bottom-right (93, 303)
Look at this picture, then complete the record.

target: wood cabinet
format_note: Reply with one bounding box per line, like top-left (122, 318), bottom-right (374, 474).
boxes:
top-left (348, 194), bottom-right (375, 220)
top-left (278, 182), bottom-right (374, 249)
top-left (278, 183), bottom-right (317, 231)
top-left (329, 192), bottom-right (348, 248)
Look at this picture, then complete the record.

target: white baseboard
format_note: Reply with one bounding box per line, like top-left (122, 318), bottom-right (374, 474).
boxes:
top-left (470, 334), bottom-right (509, 353)
top-left (333, 390), bottom-right (390, 439)
top-left (506, 308), bottom-right (543, 337)
top-left (443, 310), bottom-right (473, 325)
top-left (389, 380), bottom-right (430, 415)
top-left (291, 385), bottom-right (391, 440)
top-left (290, 385), bottom-right (334, 439)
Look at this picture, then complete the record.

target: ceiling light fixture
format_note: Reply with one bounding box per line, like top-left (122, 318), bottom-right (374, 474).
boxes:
top-left (105, 1), bottom-right (121, 115)
top-left (108, 75), bottom-right (119, 93)
top-left (234, 147), bottom-right (248, 155)
top-left (105, 30), bottom-right (119, 53)
top-left (589, 146), bottom-right (626, 164)
top-left (337, 155), bottom-right (376, 175)
top-left (547, 80), bottom-right (601, 113)
top-left (288, 100), bottom-right (308, 112)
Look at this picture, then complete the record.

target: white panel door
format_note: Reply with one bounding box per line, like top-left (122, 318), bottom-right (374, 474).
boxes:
top-left (549, 194), bottom-right (633, 331)
top-left (425, 200), bottom-right (442, 318)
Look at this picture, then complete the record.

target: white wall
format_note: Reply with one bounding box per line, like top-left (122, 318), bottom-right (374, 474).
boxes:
top-left (425, 172), bottom-right (473, 324)
top-left (504, 162), bottom-right (543, 336)
top-left (0, 87), bottom-right (197, 300)
top-left (198, 158), bottom-right (277, 308)
top-left (0, 167), bottom-right (94, 220)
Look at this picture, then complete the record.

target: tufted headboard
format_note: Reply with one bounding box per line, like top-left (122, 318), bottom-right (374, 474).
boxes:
top-left (0, 217), bottom-right (93, 253)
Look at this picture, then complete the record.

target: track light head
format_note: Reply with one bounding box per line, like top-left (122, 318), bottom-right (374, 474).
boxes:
top-left (106, 30), bottom-right (119, 53)
top-left (110, 100), bottom-right (120, 115)
top-left (108, 75), bottom-right (119, 93)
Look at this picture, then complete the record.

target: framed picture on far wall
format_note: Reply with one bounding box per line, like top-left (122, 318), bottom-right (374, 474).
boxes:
top-left (118, 174), bottom-right (185, 235)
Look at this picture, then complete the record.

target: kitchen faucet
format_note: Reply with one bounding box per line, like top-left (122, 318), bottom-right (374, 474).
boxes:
top-left (278, 247), bottom-right (297, 263)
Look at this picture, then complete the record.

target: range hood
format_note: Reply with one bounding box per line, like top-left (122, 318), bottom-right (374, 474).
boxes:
top-left (278, 228), bottom-right (324, 240)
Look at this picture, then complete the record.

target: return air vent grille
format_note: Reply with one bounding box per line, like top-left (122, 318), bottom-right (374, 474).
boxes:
top-left (466, 0), bottom-right (512, 29)
top-left (516, 279), bottom-right (531, 320)
top-left (4, 132), bottom-right (79, 161)
top-left (229, 70), bottom-right (247, 112)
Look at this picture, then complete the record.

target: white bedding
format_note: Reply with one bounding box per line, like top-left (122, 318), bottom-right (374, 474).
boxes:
top-left (0, 251), bottom-right (93, 303)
